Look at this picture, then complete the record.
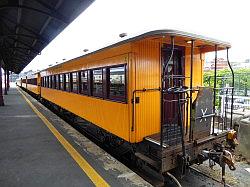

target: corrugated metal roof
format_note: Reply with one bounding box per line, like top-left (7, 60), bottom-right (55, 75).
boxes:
top-left (0, 0), bottom-right (94, 73)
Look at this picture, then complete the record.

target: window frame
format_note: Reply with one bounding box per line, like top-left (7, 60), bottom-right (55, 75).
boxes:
top-left (64, 73), bottom-right (70, 92)
top-left (41, 77), bottom-right (44, 87)
top-left (50, 76), bottom-right (53, 88)
top-left (107, 64), bottom-right (127, 103)
top-left (47, 76), bottom-right (49, 88)
top-left (91, 68), bottom-right (104, 98)
top-left (79, 70), bottom-right (88, 95)
top-left (71, 71), bottom-right (78, 93)
top-left (47, 76), bottom-right (50, 88)
top-left (52, 75), bottom-right (56, 89)
top-left (59, 74), bottom-right (64, 91)
top-left (56, 74), bottom-right (60, 90)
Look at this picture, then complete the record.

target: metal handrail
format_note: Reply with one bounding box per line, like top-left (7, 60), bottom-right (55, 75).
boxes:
top-left (226, 47), bottom-right (235, 129)
top-left (131, 88), bottom-right (160, 132)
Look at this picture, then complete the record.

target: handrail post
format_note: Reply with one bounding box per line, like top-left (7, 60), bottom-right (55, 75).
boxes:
top-left (226, 47), bottom-right (234, 129)
top-left (189, 40), bottom-right (194, 141)
top-left (212, 45), bottom-right (218, 134)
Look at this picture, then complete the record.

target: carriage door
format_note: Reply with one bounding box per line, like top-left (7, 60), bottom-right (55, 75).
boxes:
top-left (161, 45), bottom-right (185, 145)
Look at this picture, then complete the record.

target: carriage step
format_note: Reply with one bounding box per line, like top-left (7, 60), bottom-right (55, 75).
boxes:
top-left (135, 152), bottom-right (160, 169)
top-left (144, 136), bottom-right (168, 148)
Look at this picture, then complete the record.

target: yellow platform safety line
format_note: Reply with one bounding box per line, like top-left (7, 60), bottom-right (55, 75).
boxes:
top-left (18, 88), bottom-right (110, 187)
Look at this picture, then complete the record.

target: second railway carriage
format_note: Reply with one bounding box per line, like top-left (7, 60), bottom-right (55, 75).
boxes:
top-left (26, 73), bottom-right (41, 95)
top-left (19, 73), bottom-right (41, 96)
top-left (26, 30), bottom-right (237, 178)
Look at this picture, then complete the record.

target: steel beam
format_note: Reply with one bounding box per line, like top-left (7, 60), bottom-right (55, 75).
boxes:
top-left (7, 37), bottom-right (40, 54)
top-left (0, 34), bottom-right (45, 43)
top-left (29, 0), bottom-right (63, 54)
top-left (0, 5), bottom-right (69, 24)
top-left (1, 46), bottom-right (34, 52)
top-left (13, 0), bottom-right (23, 56)
top-left (8, 57), bottom-right (28, 63)
top-left (0, 16), bottom-right (50, 43)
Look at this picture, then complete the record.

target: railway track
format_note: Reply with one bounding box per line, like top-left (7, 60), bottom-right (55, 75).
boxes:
top-left (42, 100), bottom-right (233, 187)
top-left (75, 121), bottom-right (233, 187)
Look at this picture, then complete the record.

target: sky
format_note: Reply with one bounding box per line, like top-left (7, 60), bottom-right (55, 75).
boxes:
top-left (22, 0), bottom-right (250, 72)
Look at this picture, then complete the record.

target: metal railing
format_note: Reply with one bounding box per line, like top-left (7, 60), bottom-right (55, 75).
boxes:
top-left (220, 95), bottom-right (250, 111)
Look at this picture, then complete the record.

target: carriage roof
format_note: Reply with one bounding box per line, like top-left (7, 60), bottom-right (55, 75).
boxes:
top-left (41, 29), bottom-right (230, 72)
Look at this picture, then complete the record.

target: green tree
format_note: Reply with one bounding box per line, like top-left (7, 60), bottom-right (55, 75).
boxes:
top-left (204, 68), bottom-right (250, 96)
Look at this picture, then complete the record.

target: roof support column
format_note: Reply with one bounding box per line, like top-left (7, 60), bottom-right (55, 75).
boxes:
top-left (4, 69), bottom-right (7, 95)
top-left (0, 61), bottom-right (4, 106)
top-left (7, 70), bottom-right (10, 90)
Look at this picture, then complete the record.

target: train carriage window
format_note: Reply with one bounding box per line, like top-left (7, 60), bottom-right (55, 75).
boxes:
top-left (59, 74), bottom-right (64, 90)
top-left (50, 76), bottom-right (53, 88)
top-left (44, 77), bottom-right (46, 87)
top-left (46, 76), bottom-right (49, 88)
top-left (47, 76), bottom-right (50, 88)
top-left (72, 72), bottom-right (78, 93)
top-left (50, 75), bottom-right (55, 88)
top-left (49, 75), bottom-right (52, 88)
top-left (33, 78), bottom-right (37, 85)
top-left (92, 69), bottom-right (103, 97)
top-left (51, 76), bottom-right (54, 88)
top-left (53, 75), bottom-right (57, 89)
top-left (56, 75), bottom-right (60, 90)
top-left (43, 77), bottom-right (45, 87)
top-left (65, 73), bottom-right (70, 92)
top-left (108, 65), bottom-right (126, 102)
top-left (48, 76), bottom-right (51, 88)
top-left (80, 71), bottom-right (88, 94)
top-left (41, 77), bottom-right (43, 87)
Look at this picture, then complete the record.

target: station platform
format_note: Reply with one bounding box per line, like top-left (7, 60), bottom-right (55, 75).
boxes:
top-left (0, 87), bottom-right (151, 187)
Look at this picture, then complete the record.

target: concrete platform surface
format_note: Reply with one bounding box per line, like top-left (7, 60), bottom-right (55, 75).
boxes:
top-left (0, 87), bottom-right (151, 187)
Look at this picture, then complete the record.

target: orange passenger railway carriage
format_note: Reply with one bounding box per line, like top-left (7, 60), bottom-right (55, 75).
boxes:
top-left (21, 30), bottom-right (237, 179)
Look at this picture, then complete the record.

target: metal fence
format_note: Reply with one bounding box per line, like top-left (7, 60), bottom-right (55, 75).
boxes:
top-left (204, 73), bottom-right (250, 97)
top-left (220, 95), bottom-right (250, 112)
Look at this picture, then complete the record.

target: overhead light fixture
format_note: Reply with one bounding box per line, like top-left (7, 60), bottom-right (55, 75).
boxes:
top-left (186, 40), bottom-right (192, 44)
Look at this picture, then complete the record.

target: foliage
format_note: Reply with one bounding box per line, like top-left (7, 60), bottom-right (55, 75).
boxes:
top-left (203, 68), bottom-right (250, 96)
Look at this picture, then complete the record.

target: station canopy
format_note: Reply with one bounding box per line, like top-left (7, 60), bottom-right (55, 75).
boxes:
top-left (0, 0), bottom-right (94, 73)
